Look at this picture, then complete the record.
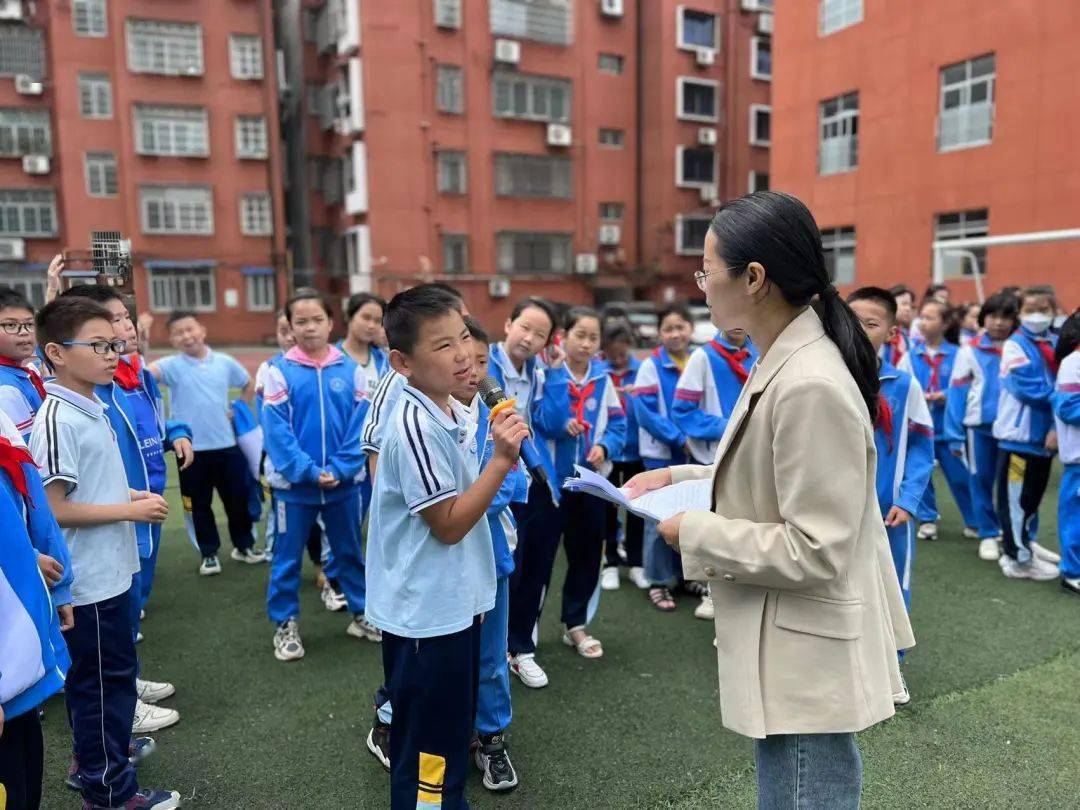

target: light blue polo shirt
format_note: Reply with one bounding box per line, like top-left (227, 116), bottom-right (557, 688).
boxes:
top-left (365, 385), bottom-right (496, 639)
top-left (360, 370), bottom-right (405, 454)
top-left (156, 349), bottom-right (249, 451)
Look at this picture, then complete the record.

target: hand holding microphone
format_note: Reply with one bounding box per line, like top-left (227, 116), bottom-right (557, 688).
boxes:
top-left (478, 375), bottom-right (549, 486)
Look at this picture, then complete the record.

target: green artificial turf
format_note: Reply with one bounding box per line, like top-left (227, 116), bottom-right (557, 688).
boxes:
top-left (40, 470), bottom-right (1079, 808)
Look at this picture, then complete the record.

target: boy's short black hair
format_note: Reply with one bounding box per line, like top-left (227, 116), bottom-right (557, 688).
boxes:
top-left (602, 323), bottom-right (634, 347)
top-left (427, 282), bottom-right (464, 305)
top-left (657, 303), bottom-right (692, 326)
top-left (385, 284), bottom-right (463, 354)
top-left (463, 315), bottom-right (489, 345)
top-left (345, 292), bottom-right (387, 322)
top-left (509, 296), bottom-right (558, 335)
top-left (61, 283), bottom-right (123, 305)
top-left (36, 297), bottom-right (113, 349)
top-left (847, 287), bottom-right (898, 323)
top-left (0, 287), bottom-right (34, 314)
top-left (978, 291), bottom-right (1020, 327)
top-left (167, 310), bottom-right (199, 328)
top-left (888, 284), bottom-right (914, 301)
top-left (284, 291), bottom-right (332, 322)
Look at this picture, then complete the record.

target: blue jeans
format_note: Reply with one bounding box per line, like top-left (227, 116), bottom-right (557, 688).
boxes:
top-left (755, 732), bottom-right (862, 809)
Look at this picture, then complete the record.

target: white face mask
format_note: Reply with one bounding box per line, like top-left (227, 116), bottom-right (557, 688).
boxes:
top-left (1053, 315), bottom-right (1067, 330)
top-left (1020, 313), bottom-right (1053, 334)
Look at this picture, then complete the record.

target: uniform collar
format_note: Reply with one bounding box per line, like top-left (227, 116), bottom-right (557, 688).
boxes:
top-left (179, 347), bottom-right (214, 365)
top-left (878, 358), bottom-right (900, 382)
top-left (44, 381), bottom-right (106, 418)
top-left (493, 343), bottom-right (531, 382)
top-left (285, 345), bottom-right (344, 369)
top-left (402, 385), bottom-right (460, 433)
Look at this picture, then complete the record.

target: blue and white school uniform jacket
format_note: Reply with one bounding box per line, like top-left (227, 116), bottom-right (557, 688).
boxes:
top-left (0, 360), bottom-right (46, 442)
top-left (360, 370), bottom-right (405, 456)
top-left (944, 332), bottom-right (1004, 445)
top-left (993, 327), bottom-right (1059, 457)
top-left (338, 341), bottom-right (389, 424)
top-left (550, 360), bottom-right (626, 483)
top-left (632, 347), bottom-right (689, 466)
top-left (253, 352), bottom-right (284, 419)
top-left (671, 334), bottom-right (758, 464)
top-left (598, 355), bottom-right (641, 463)
top-left (875, 361), bottom-right (935, 517)
top-left (1053, 349), bottom-right (1080, 467)
top-left (261, 345), bottom-right (367, 504)
top-left (899, 339), bottom-right (960, 446)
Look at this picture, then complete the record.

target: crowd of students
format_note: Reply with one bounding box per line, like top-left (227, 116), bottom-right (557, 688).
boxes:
top-left (0, 256), bottom-right (1077, 808)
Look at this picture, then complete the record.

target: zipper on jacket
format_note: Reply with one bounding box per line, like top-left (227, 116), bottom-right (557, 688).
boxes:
top-left (317, 366), bottom-right (327, 506)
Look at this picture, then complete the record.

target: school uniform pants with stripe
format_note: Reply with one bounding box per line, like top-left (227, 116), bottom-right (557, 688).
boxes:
top-left (63, 588), bottom-right (139, 808)
top-left (965, 426), bottom-right (1002, 540)
top-left (0, 708), bottom-right (44, 810)
top-left (995, 450), bottom-right (1053, 562)
top-left (885, 520), bottom-right (915, 611)
top-left (178, 446), bottom-right (255, 558)
top-left (604, 460), bottom-right (645, 569)
top-left (1058, 464), bottom-right (1080, 580)
top-left (917, 441), bottom-right (977, 528)
top-left (559, 490), bottom-right (608, 630)
top-left (382, 618), bottom-right (481, 810)
top-left (507, 480), bottom-right (562, 656)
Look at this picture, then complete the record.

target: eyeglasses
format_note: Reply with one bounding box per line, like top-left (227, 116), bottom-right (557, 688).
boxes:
top-left (61, 339), bottom-right (128, 356)
top-left (0, 321), bottom-right (34, 335)
top-left (693, 265), bottom-right (743, 292)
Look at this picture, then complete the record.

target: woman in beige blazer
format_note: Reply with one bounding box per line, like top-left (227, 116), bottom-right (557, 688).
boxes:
top-left (626, 192), bottom-right (914, 809)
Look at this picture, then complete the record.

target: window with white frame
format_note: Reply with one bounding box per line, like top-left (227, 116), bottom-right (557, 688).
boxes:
top-left (73, 0), bottom-right (107, 37)
top-left (598, 53), bottom-right (624, 75)
top-left (235, 116), bottom-right (268, 159)
top-left (0, 109), bottom-right (50, 157)
top-left (750, 104), bottom-right (771, 146)
top-left (677, 77), bottom-right (718, 122)
top-left (599, 128), bottom-right (625, 148)
top-left (675, 215), bottom-right (710, 256)
top-left (245, 273), bottom-right (275, 311)
top-left (495, 153), bottom-right (571, 198)
top-left (0, 273), bottom-right (46, 308)
top-left (78, 73), bottom-right (112, 119)
top-left (677, 8), bottom-right (717, 51)
top-left (0, 189), bottom-right (57, 237)
top-left (492, 72), bottom-right (571, 123)
top-left (140, 186), bottom-right (214, 235)
top-left (443, 233), bottom-right (468, 274)
top-left (126, 19), bottom-right (204, 76)
top-left (748, 170), bottom-right (769, 192)
top-left (229, 34), bottom-right (263, 80)
top-left (599, 202), bottom-right (624, 221)
top-left (436, 64), bottom-right (464, 114)
top-left (134, 105), bottom-right (208, 157)
top-left (819, 91), bottom-right (858, 175)
top-left (751, 36), bottom-right (771, 80)
top-left (434, 0), bottom-right (463, 29)
top-left (496, 231), bottom-right (573, 274)
top-left (819, 0), bottom-right (863, 36)
top-left (148, 266), bottom-right (215, 312)
top-left (437, 150), bottom-right (467, 194)
top-left (84, 152), bottom-right (117, 197)
top-left (935, 209), bottom-right (988, 277)
top-left (938, 54), bottom-right (995, 152)
top-left (821, 226), bottom-right (856, 284)
top-left (0, 25), bottom-right (45, 78)
top-left (240, 193), bottom-right (272, 236)
top-left (676, 146), bottom-right (715, 187)
top-left (490, 0), bottom-right (572, 46)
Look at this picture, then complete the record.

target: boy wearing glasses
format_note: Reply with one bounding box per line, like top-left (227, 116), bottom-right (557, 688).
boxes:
top-left (0, 288), bottom-right (49, 441)
top-left (28, 297), bottom-right (181, 810)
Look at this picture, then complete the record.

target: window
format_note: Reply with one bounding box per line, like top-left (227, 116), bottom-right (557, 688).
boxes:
top-left (84, 152), bottom-right (118, 197)
top-left (750, 104), bottom-right (771, 146)
top-left (0, 189), bottom-right (56, 237)
top-left (78, 73), bottom-right (112, 119)
top-left (675, 215), bottom-right (711, 256)
top-left (938, 54), bottom-right (995, 152)
top-left (73, 0), bottom-right (107, 37)
top-left (819, 91), bottom-right (858, 174)
top-left (0, 272), bottom-right (45, 308)
top-left (748, 170), bottom-right (769, 192)
top-left (495, 153), bottom-right (571, 198)
top-left (751, 36), bottom-right (771, 80)
top-left (140, 186), bottom-right (214, 235)
top-left (148, 266), bottom-right (215, 312)
top-left (0, 109), bottom-right (50, 157)
top-left (496, 231), bottom-right (572, 274)
top-left (490, 0), bottom-right (572, 46)
top-left (676, 146), bottom-right (715, 187)
top-left (493, 72), bottom-right (572, 123)
top-left (126, 20), bottom-right (204, 76)
top-left (599, 128), bottom-right (625, 148)
top-left (821, 226), bottom-right (856, 284)
top-left (434, 0), bottom-right (463, 29)
top-left (443, 234), bottom-right (468, 274)
top-left (677, 8), bottom-right (717, 51)
top-left (245, 273), bottom-right (275, 311)
top-left (235, 116), bottom-right (268, 159)
top-left (437, 150), bottom-right (467, 194)
top-left (598, 53), bottom-right (624, 75)
top-left (677, 77), bottom-right (718, 122)
top-left (134, 105), bottom-right (209, 157)
top-left (436, 64), bottom-right (464, 114)
top-left (819, 0), bottom-right (863, 36)
top-left (599, 202), bottom-right (624, 221)
top-left (240, 193), bottom-right (272, 236)
top-left (935, 209), bottom-right (988, 277)
top-left (229, 35), bottom-right (263, 80)
top-left (306, 82), bottom-right (321, 117)
top-left (0, 25), bottom-right (45, 78)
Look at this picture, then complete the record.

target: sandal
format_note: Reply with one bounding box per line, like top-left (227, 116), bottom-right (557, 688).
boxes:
top-left (648, 587), bottom-right (676, 612)
top-left (562, 626), bottom-right (603, 659)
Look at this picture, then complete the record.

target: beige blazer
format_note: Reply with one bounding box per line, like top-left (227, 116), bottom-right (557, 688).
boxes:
top-left (674, 307), bottom-right (915, 740)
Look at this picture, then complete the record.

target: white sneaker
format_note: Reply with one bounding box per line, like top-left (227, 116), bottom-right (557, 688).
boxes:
top-left (321, 582), bottom-right (348, 612)
top-left (892, 670), bottom-right (911, 706)
top-left (132, 699), bottom-right (180, 734)
top-left (694, 595), bottom-right (715, 620)
top-left (135, 632), bottom-right (144, 644)
top-left (230, 547), bottom-right (267, 564)
top-left (628, 566), bottom-right (650, 590)
top-left (963, 526), bottom-right (979, 539)
top-left (273, 619), bottom-right (305, 662)
top-left (1031, 542), bottom-right (1061, 565)
top-left (917, 523), bottom-right (938, 541)
top-left (140, 609), bottom-right (146, 621)
top-left (978, 537), bottom-right (1001, 561)
top-left (600, 566), bottom-right (620, 591)
top-left (347, 614), bottom-right (383, 643)
top-left (199, 555), bottom-right (221, 576)
top-left (136, 678), bottom-right (176, 704)
top-left (508, 653), bottom-right (548, 689)
top-left (1000, 556), bottom-right (1059, 582)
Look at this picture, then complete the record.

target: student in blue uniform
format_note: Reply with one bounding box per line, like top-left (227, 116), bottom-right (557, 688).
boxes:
top-left (1052, 311), bottom-right (1080, 597)
top-left (944, 292), bottom-right (1019, 561)
top-left (900, 298), bottom-right (977, 540)
top-left (0, 288), bottom-right (47, 441)
top-left (339, 292), bottom-right (389, 393)
top-left (993, 287), bottom-right (1062, 582)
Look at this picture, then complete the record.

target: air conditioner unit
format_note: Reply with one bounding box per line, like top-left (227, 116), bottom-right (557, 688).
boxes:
top-left (598, 224), bottom-right (621, 246)
top-left (698, 127), bottom-right (717, 146)
top-left (0, 0), bottom-right (24, 21)
top-left (0, 237), bottom-right (25, 260)
top-left (14, 74), bottom-right (42, 95)
top-left (494, 38), bottom-right (521, 65)
top-left (489, 277), bottom-right (511, 299)
top-left (434, 0), bottom-right (462, 29)
top-left (740, 0), bottom-right (763, 10)
top-left (758, 13), bottom-right (774, 34)
top-left (699, 185), bottom-right (718, 204)
top-left (695, 48), bottom-right (716, 67)
top-left (22, 155), bottom-right (49, 175)
top-left (575, 253), bottom-right (598, 275)
top-left (546, 123), bottom-right (572, 147)
top-left (600, 0), bottom-right (624, 17)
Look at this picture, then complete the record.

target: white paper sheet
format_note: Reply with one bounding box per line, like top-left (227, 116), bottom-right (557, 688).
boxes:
top-left (562, 465), bottom-right (712, 522)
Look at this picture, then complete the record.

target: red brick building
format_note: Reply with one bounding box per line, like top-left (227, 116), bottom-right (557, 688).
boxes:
top-left (771, 0), bottom-right (1080, 307)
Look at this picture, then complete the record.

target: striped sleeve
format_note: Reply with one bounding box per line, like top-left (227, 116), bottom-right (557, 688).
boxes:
top-left (396, 400), bottom-right (458, 515)
top-left (673, 346), bottom-right (707, 403)
top-left (362, 371), bottom-right (405, 453)
top-left (28, 399), bottom-right (79, 492)
top-left (0, 384), bottom-right (34, 440)
top-left (260, 364), bottom-right (289, 407)
top-left (906, 375), bottom-right (934, 438)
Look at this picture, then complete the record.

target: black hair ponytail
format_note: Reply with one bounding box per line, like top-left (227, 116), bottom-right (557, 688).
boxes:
top-left (709, 191), bottom-right (880, 422)
top-left (1055, 309), bottom-right (1080, 365)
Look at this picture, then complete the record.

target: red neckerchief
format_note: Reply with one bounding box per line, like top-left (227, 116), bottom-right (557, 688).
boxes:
top-left (608, 366), bottom-right (633, 409)
top-left (875, 394), bottom-right (895, 453)
top-left (0, 436), bottom-right (36, 507)
top-left (1035, 340), bottom-right (1060, 377)
top-left (0, 355), bottom-right (47, 401)
top-left (709, 340), bottom-right (751, 384)
top-left (569, 377), bottom-right (597, 446)
top-left (923, 348), bottom-right (947, 393)
top-left (114, 354), bottom-right (143, 391)
top-left (886, 331), bottom-right (906, 366)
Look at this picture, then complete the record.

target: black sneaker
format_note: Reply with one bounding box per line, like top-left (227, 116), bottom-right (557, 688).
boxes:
top-left (474, 732), bottom-right (518, 792)
top-left (366, 716), bottom-right (391, 771)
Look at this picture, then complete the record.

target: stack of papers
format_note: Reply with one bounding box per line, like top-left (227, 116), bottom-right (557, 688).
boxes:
top-left (562, 465), bottom-right (712, 522)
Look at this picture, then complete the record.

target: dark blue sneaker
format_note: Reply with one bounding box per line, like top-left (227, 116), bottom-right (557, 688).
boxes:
top-left (82, 788), bottom-right (181, 809)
